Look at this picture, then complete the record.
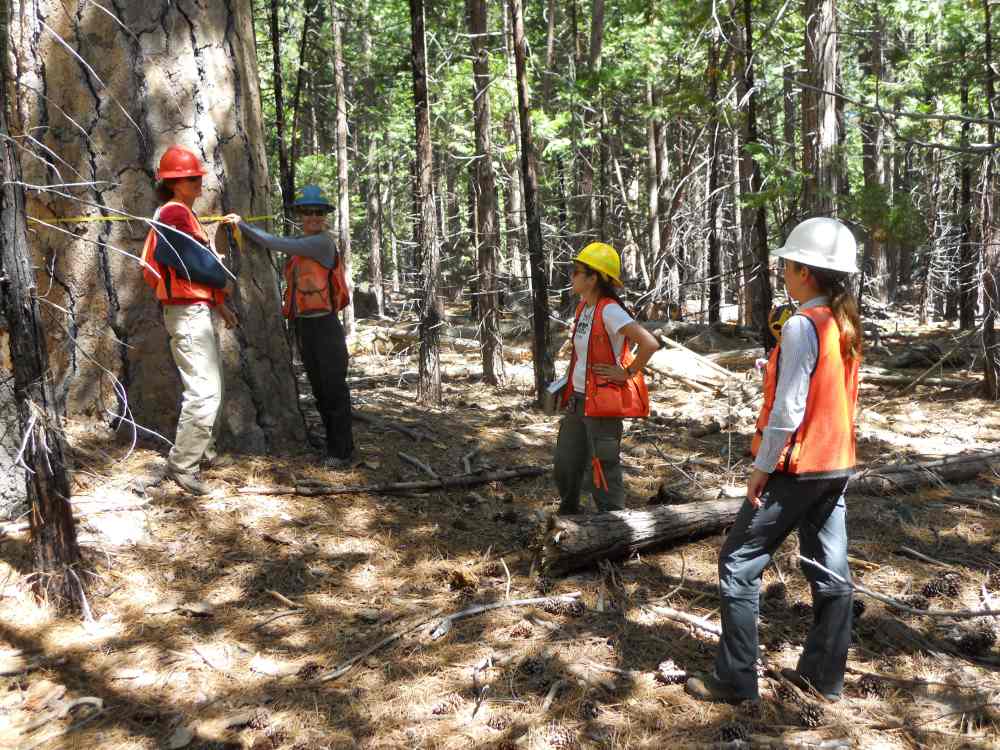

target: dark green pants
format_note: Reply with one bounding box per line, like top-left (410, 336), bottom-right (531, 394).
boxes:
top-left (554, 394), bottom-right (624, 513)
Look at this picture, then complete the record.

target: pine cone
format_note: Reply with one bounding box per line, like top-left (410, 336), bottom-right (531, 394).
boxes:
top-left (986, 568), bottom-right (1000, 592)
top-left (718, 721), bottom-right (751, 742)
top-left (655, 659), bottom-right (686, 685)
top-left (543, 722), bottom-right (580, 749)
top-left (542, 598), bottom-right (585, 617)
top-left (852, 598), bottom-right (866, 618)
top-left (763, 582), bottom-right (788, 606)
top-left (431, 692), bottom-right (464, 715)
top-left (921, 572), bottom-right (960, 599)
top-left (902, 594), bottom-right (929, 611)
top-left (579, 700), bottom-right (599, 720)
top-left (857, 674), bottom-right (890, 700)
top-left (797, 701), bottom-right (825, 728)
top-left (791, 600), bottom-right (812, 617)
top-left (519, 655), bottom-right (546, 676)
top-left (957, 619), bottom-right (998, 656)
top-left (487, 712), bottom-right (512, 732)
top-left (508, 621), bottom-right (533, 639)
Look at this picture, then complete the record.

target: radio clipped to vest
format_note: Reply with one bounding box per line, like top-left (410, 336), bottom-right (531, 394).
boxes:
top-left (282, 255), bottom-right (350, 319)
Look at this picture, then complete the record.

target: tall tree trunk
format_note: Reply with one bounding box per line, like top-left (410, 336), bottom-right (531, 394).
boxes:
top-left (860, 14), bottom-right (886, 304)
top-left (510, 0), bottom-right (554, 401)
top-left (330, 0), bottom-right (355, 335)
top-left (982, 0), bottom-right (1000, 398)
top-left (646, 84), bottom-right (661, 288)
top-left (706, 33), bottom-right (722, 325)
top-left (802, 0), bottom-right (840, 215)
top-left (1, 0), bottom-right (82, 610)
top-left (11, 0), bottom-right (304, 451)
top-left (269, 0), bottom-right (295, 227)
top-left (289, 0), bottom-right (320, 184)
top-left (409, 0), bottom-right (442, 403)
top-left (734, 0), bottom-right (772, 343)
top-left (959, 72), bottom-right (977, 331)
top-left (468, 0), bottom-right (505, 385)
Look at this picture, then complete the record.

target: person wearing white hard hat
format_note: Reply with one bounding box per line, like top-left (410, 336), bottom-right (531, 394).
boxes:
top-left (686, 217), bottom-right (862, 704)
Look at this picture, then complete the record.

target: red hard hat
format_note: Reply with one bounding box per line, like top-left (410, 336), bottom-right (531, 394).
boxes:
top-left (156, 145), bottom-right (207, 180)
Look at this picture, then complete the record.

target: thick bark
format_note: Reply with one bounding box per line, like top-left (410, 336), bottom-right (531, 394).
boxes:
top-left (543, 452), bottom-right (1000, 575)
top-left (330, 0), bottom-right (355, 335)
top-left (1, 6), bottom-right (83, 609)
top-left (467, 0), bottom-right (504, 385)
top-left (11, 0), bottom-right (304, 452)
top-left (409, 0), bottom-right (442, 404)
top-left (802, 0), bottom-right (840, 215)
top-left (509, 0), bottom-right (554, 401)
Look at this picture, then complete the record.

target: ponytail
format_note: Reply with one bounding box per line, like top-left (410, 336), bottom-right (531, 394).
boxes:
top-left (594, 273), bottom-right (633, 318)
top-left (806, 264), bottom-right (862, 361)
top-left (154, 179), bottom-right (175, 203)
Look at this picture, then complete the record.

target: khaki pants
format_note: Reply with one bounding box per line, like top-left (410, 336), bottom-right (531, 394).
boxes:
top-left (163, 303), bottom-right (222, 474)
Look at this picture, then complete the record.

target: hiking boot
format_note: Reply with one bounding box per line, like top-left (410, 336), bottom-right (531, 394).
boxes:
top-left (779, 668), bottom-right (841, 703)
top-left (685, 672), bottom-right (751, 704)
top-left (168, 467), bottom-right (210, 496)
top-left (202, 454), bottom-right (236, 469)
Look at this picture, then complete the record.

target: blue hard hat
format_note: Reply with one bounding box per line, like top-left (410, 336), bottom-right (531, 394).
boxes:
top-left (293, 185), bottom-right (334, 212)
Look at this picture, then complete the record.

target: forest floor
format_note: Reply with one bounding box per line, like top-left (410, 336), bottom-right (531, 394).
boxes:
top-left (1, 310), bottom-right (999, 750)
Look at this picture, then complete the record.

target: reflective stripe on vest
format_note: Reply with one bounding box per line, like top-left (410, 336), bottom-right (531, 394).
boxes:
top-left (282, 256), bottom-right (334, 319)
top-left (560, 298), bottom-right (649, 419)
top-left (140, 203), bottom-right (225, 305)
top-left (751, 306), bottom-right (860, 479)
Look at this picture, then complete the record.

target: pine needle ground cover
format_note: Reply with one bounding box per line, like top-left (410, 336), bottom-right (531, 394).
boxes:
top-left (0, 315), bottom-right (998, 749)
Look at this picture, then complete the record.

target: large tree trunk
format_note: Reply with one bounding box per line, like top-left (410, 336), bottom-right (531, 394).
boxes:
top-left (802, 0), bottom-right (840, 215)
top-left (1, 4), bottom-right (83, 610)
top-left (330, 0), bottom-right (355, 336)
top-left (467, 0), bottom-right (504, 385)
top-left (982, 0), bottom-right (1000, 399)
top-left (11, 0), bottom-right (305, 452)
top-left (510, 0), bottom-right (554, 402)
top-left (409, 0), bottom-right (442, 404)
top-left (543, 451), bottom-right (1000, 575)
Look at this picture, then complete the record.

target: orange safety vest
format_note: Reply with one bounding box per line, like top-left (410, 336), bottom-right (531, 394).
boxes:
top-left (561, 298), bottom-right (649, 419)
top-left (751, 306), bottom-right (860, 479)
top-left (281, 255), bottom-right (350, 319)
top-left (140, 202), bottom-right (226, 306)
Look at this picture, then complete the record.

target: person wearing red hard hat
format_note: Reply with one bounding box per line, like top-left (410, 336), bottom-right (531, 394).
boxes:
top-left (140, 145), bottom-right (239, 495)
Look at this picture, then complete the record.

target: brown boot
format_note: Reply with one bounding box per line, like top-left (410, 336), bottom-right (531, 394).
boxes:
top-left (685, 672), bottom-right (749, 704)
top-left (167, 467), bottom-right (209, 496)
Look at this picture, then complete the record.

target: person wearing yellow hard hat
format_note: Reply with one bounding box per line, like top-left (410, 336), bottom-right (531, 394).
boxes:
top-left (552, 242), bottom-right (660, 514)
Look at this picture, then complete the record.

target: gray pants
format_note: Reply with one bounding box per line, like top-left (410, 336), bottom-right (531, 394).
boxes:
top-left (715, 473), bottom-right (853, 699)
top-left (554, 394), bottom-right (624, 513)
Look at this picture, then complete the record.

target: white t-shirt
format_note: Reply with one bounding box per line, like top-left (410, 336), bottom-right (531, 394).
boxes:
top-left (570, 302), bottom-right (634, 394)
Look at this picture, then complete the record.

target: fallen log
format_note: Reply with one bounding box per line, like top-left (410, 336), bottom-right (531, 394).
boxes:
top-left (548, 452), bottom-right (1000, 574)
top-left (238, 465), bottom-right (547, 497)
top-left (377, 328), bottom-right (533, 361)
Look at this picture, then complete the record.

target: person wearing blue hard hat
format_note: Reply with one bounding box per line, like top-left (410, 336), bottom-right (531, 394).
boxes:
top-left (224, 185), bottom-right (355, 469)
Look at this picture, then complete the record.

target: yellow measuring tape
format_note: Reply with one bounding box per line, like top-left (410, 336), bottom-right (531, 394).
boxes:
top-left (27, 214), bottom-right (275, 225)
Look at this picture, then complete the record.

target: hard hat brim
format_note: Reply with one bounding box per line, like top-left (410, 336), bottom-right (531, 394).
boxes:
top-left (772, 245), bottom-right (859, 274)
top-left (293, 202), bottom-right (334, 212)
top-left (157, 167), bottom-right (209, 180)
top-left (572, 256), bottom-right (624, 287)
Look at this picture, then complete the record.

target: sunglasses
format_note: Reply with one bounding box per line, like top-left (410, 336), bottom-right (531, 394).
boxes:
top-left (298, 208), bottom-right (327, 217)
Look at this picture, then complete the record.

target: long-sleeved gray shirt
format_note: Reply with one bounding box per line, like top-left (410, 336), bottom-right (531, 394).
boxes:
top-left (753, 295), bottom-right (830, 474)
top-left (238, 222), bottom-right (338, 268)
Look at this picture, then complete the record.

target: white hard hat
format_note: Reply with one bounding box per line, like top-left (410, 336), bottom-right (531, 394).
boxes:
top-left (772, 217), bottom-right (859, 274)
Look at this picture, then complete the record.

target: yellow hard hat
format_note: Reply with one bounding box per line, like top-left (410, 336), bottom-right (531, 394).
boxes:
top-left (574, 242), bottom-right (623, 286)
